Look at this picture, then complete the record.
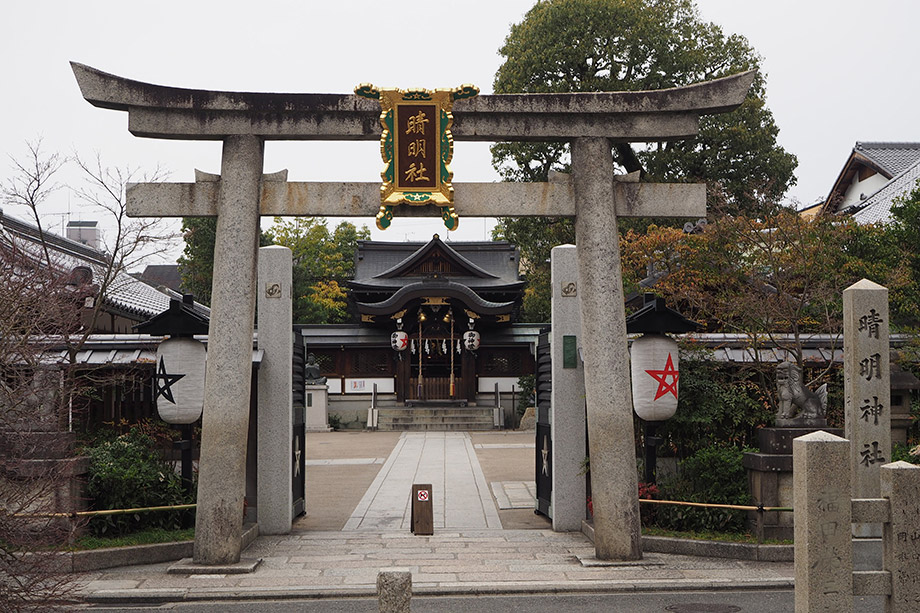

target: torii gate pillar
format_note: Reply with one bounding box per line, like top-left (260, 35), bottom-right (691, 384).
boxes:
top-left (193, 136), bottom-right (263, 564)
top-left (572, 138), bottom-right (640, 558)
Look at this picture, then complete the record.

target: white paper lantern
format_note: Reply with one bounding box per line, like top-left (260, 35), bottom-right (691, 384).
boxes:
top-left (630, 333), bottom-right (679, 421)
top-left (390, 330), bottom-right (409, 351)
top-left (462, 330), bottom-right (481, 351)
top-left (155, 337), bottom-right (206, 424)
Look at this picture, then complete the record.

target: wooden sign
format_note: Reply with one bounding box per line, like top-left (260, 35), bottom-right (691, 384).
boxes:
top-left (411, 483), bottom-right (434, 535)
top-left (355, 83), bottom-right (478, 231)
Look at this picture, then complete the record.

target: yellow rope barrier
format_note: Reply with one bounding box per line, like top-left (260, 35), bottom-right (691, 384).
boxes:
top-left (639, 499), bottom-right (792, 512)
top-left (14, 503), bottom-right (197, 519)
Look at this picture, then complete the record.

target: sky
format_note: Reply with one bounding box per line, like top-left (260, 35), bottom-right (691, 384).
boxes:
top-left (2, 1), bottom-right (919, 267)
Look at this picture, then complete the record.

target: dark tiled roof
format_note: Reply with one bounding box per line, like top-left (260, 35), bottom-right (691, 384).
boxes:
top-left (353, 236), bottom-right (521, 285)
top-left (854, 142), bottom-right (920, 176)
top-left (136, 264), bottom-right (184, 293)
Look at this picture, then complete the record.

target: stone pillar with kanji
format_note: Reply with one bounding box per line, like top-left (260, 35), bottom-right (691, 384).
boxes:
top-left (843, 279), bottom-right (891, 501)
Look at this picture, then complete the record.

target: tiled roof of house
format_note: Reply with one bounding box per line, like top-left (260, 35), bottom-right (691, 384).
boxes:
top-left (854, 142), bottom-right (920, 176)
top-left (0, 210), bottom-right (190, 321)
top-left (851, 157), bottom-right (920, 225)
top-left (135, 264), bottom-right (184, 293)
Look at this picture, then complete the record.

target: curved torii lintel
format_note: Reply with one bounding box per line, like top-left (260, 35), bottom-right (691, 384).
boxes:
top-left (70, 62), bottom-right (755, 142)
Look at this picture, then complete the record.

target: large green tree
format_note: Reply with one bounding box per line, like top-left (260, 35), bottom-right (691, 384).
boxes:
top-left (178, 217), bottom-right (369, 324)
top-left (264, 218), bottom-right (370, 324)
top-left (491, 0), bottom-right (798, 321)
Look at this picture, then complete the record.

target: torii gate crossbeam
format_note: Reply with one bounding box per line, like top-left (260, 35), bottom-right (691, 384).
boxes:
top-left (73, 62), bottom-right (752, 565)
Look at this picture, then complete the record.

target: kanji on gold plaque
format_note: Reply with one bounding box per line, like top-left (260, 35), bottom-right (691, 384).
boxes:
top-left (355, 83), bottom-right (479, 231)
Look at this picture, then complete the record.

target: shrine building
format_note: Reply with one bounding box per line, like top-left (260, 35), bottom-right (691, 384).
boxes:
top-left (298, 234), bottom-right (542, 429)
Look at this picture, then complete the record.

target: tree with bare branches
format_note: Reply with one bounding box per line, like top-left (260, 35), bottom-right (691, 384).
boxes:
top-left (1, 140), bottom-right (176, 610)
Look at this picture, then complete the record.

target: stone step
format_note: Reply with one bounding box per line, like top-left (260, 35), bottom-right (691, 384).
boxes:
top-left (376, 406), bottom-right (496, 431)
top-left (381, 409), bottom-right (491, 418)
top-left (378, 422), bottom-right (495, 432)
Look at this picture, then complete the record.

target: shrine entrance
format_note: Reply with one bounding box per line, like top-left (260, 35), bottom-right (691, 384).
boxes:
top-left (346, 234), bottom-right (525, 406)
top-left (73, 61), bottom-right (752, 563)
top-left (407, 321), bottom-right (464, 402)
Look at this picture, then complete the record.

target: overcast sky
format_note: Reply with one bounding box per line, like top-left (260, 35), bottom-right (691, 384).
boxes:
top-left (2, 1), bottom-right (919, 264)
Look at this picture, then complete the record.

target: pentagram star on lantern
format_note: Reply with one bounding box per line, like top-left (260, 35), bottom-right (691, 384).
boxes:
top-left (154, 356), bottom-right (186, 405)
top-left (645, 353), bottom-right (679, 401)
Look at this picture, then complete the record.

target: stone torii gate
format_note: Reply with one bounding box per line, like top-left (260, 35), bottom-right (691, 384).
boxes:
top-left (72, 62), bottom-right (753, 564)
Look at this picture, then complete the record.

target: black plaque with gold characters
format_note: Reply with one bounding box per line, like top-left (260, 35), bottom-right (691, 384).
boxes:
top-left (355, 83), bottom-right (478, 231)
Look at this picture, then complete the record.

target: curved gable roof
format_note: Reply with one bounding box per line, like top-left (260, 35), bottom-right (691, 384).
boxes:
top-left (374, 234), bottom-right (498, 280)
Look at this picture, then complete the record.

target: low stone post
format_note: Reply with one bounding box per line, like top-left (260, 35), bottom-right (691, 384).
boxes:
top-left (880, 461), bottom-right (920, 612)
top-left (377, 568), bottom-right (412, 613)
top-left (793, 430), bottom-right (853, 613)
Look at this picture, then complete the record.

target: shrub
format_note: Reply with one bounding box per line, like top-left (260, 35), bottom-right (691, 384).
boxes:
top-left (516, 374), bottom-right (536, 416)
top-left (891, 442), bottom-right (920, 465)
top-left (654, 444), bottom-right (753, 533)
top-left (659, 351), bottom-right (774, 459)
top-left (84, 426), bottom-right (193, 536)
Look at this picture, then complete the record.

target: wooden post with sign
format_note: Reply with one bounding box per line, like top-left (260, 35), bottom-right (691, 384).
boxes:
top-left (411, 483), bottom-right (433, 535)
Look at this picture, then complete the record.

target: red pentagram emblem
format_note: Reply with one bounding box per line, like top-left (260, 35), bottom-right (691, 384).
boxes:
top-left (645, 353), bottom-right (679, 400)
top-left (417, 490), bottom-right (429, 502)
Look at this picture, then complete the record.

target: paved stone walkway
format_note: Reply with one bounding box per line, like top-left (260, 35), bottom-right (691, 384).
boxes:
top-left (344, 432), bottom-right (502, 531)
top-left (72, 431), bottom-right (795, 606)
top-left (76, 530), bottom-right (794, 604)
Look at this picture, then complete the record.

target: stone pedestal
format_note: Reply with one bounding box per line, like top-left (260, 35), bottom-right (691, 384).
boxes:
top-left (306, 384), bottom-right (331, 432)
top-left (744, 425), bottom-right (842, 540)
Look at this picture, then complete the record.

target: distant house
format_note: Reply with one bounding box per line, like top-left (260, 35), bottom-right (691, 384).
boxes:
top-left (813, 142), bottom-right (920, 223)
top-left (133, 264), bottom-right (185, 294)
top-left (0, 209), bottom-right (210, 425)
top-left (0, 210), bottom-right (205, 333)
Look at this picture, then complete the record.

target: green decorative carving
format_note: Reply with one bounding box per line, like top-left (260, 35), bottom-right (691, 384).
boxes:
top-left (404, 192), bottom-right (431, 203)
top-left (402, 90), bottom-right (433, 101)
top-left (440, 206), bottom-right (459, 231)
top-left (377, 205), bottom-right (395, 230)
top-left (452, 84), bottom-right (479, 101)
top-left (354, 83), bottom-right (380, 100)
top-left (381, 110), bottom-right (394, 183)
top-left (439, 109), bottom-right (453, 186)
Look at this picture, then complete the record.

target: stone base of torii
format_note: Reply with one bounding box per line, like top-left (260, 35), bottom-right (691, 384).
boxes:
top-left (72, 62), bottom-right (753, 564)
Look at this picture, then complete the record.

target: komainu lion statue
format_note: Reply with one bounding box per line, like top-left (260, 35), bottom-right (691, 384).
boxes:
top-left (776, 361), bottom-right (827, 421)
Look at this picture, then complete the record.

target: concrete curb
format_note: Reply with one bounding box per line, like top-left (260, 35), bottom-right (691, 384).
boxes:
top-left (69, 523), bottom-right (259, 572)
top-left (80, 577), bottom-right (796, 605)
top-left (582, 520), bottom-right (794, 562)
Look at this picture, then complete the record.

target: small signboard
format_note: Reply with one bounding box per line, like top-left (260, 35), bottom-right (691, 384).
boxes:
top-left (355, 83), bottom-right (478, 231)
top-left (411, 483), bottom-right (434, 535)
